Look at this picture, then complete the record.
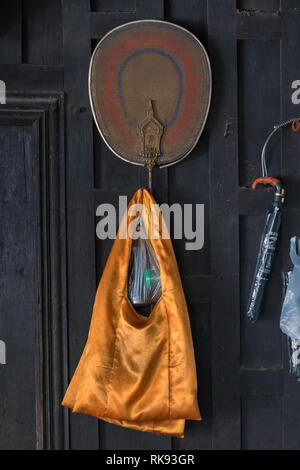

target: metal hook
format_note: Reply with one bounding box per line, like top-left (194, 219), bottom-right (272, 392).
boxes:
top-left (261, 117), bottom-right (300, 177)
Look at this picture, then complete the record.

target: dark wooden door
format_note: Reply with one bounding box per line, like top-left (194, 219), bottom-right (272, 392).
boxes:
top-left (1, 0), bottom-right (300, 450)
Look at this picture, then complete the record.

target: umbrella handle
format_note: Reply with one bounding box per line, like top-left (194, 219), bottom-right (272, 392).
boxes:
top-left (252, 176), bottom-right (280, 189)
top-left (252, 176), bottom-right (285, 208)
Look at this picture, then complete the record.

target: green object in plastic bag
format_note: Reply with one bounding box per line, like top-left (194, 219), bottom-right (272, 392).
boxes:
top-left (145, 268), bottom-right (151, 289)
top-left (127, 223), bottom-right (162, 307)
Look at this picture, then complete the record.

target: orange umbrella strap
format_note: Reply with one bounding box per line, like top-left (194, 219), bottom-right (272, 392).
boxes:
top-left (252, 176), bottom-right (285, 208)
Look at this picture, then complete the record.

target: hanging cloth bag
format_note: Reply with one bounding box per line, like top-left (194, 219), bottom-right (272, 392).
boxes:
top-left (62, 188), bottom-right (201, 438)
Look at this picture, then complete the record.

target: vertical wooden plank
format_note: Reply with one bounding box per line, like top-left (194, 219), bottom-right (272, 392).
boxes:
top-left (94, 123), bottom-right (140, 191)
top-left (93, 0), bottom-right (171, 451)
top-left (165, 0), bottom-right (212, 450)
top-left (0, 1), bottom-right (22, 64)
top-left (241, 396), bottom-right (282, 449)
top-left (91, 0), bottom-right (136, 11)
top-left (207, 0), bottom-right (241, 449)
top-left (172, 304), bottom-right (212, 450)
top-left (238, 39), bottom-right (281, 187)
top-left (135, 0), bottom-right (164, 19)
top-left (62, 0), bottom-right (99, 449)
top-left (47, 97), bottom-right (69, 450)
top-left (22, 0), bottom-right (63, 65)
top-left (165, 0), bottom-right (207, 40)
top-left (136, 0), bottom-right (169, 451)
top-left (136, 0), bottom-right (166, 203)
top-left (281, 0), bottom-right (300, 450)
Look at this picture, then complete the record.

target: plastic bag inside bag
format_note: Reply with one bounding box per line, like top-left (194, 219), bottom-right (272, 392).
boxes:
top-left (128, 221), bottom-right (162, 307)
top-left (281, 269), bottom-right (300, 381)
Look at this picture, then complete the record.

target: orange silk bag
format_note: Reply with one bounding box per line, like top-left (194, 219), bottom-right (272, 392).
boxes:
top-left (62, 188), bottom-right (201, 438)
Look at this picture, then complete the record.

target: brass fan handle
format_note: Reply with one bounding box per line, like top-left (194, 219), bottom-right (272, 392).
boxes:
top-left (139, 100), bottom-right (164, 193)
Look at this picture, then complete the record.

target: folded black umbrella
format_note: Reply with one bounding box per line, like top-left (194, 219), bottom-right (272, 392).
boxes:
top-left (246, 177), bottom-right (285, 323)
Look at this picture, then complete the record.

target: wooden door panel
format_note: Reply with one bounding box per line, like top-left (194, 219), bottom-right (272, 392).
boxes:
top-left (0, 95), bottom-right (67, 449)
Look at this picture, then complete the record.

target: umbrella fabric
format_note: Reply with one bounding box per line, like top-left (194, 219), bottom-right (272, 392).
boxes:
top-left (62, 188), bottom-right (201, 438)
top-left (247, 207), bottom-right (282, 323)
